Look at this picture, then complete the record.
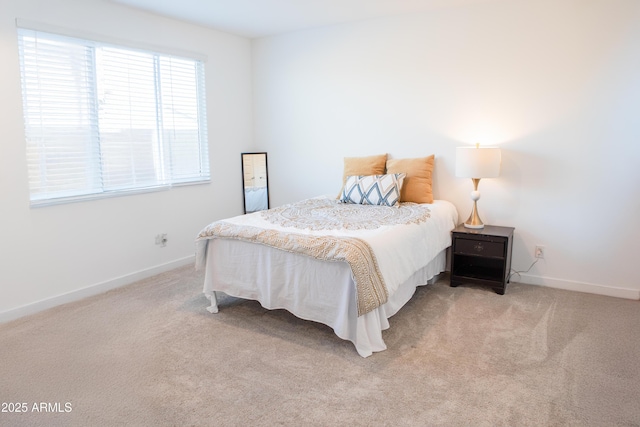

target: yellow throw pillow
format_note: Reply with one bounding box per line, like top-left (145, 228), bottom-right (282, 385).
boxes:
top-left (339, 154), bottom-right (387, 196)
top-left (386, 155), bottom-right (434, 204)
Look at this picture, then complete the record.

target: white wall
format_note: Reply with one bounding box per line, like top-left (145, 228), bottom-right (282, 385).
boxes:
top-left (253, 0), bottom-right (640, 297)
top-left (0, 0), bottom-right (253, 319)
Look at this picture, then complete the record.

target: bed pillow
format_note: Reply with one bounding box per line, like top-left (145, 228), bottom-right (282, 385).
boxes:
top-left (386, 155), bottom-right (434, 204)
top-left (340, 173), bottom-right (406, 207)
top-left (339, 154), bottom-right (388, 197)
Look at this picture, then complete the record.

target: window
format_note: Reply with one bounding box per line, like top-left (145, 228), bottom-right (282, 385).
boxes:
top-left (18, 28), bottom-right (209, 206)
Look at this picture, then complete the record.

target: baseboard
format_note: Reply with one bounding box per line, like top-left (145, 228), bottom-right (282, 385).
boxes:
top-left (517, 274), bottom-right (640, 300)
top-left (0, 256), bottom-right (195, 324)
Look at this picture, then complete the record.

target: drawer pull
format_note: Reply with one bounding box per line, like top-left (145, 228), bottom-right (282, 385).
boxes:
top-left (474, 242), bottom-right (484, 252)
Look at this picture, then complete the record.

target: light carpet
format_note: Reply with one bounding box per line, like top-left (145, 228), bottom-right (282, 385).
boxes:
top-left (0, 264), bottom-right (639, 426)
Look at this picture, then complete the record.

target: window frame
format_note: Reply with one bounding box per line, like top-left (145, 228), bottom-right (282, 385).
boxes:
top-left (17, 23), bottom-right (210, 207)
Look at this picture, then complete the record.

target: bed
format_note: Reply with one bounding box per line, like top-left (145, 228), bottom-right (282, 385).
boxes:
top-left (195, 194), bottom-right (458, 357)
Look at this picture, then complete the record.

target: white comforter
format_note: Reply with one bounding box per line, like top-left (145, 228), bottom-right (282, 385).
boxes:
top-left (196, 196), bottom-right (458, 356)
top-left (197, 196), bottom-right (458, 298)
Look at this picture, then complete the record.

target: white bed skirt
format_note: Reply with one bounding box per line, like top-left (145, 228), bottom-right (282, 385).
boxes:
top-left (203, 238), bottom-right (446, 357)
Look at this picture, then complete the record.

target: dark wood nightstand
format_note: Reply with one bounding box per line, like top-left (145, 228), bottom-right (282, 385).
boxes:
top-left (450, 224), bottom-right (514, 295)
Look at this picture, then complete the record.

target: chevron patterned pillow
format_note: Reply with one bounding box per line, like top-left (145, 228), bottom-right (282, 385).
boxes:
top-left (340, 173), bottom-right (407, 207)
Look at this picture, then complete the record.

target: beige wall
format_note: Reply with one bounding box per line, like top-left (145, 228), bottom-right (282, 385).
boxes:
top-left (0, 0), bottom-right (253, 318)
top-left (252, 0), bottom-right (640, 297)
top-left (2, 0), bottom-right (639, 319)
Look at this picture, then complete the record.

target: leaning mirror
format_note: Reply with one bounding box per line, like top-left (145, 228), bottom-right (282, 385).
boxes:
top-left (241, 152), bottom-right (270, 214)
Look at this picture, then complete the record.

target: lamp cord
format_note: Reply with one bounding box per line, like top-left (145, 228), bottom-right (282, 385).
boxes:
top-left (508, 258), bottom-right (539, 282)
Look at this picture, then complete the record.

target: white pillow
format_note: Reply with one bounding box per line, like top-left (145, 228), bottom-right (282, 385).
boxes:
top-left (340, 173), bottom-right (406, 207)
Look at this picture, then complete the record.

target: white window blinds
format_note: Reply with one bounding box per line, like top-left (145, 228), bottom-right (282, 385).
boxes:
top-left (18, 28), bottom-right (209, 206)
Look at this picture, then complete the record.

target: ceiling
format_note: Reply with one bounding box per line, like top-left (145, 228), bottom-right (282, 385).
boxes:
top-left (110, 0), bottom-right (505, 38)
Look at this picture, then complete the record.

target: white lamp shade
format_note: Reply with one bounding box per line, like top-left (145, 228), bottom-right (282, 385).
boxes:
top-left (456, 146), bottom-right (501, 178)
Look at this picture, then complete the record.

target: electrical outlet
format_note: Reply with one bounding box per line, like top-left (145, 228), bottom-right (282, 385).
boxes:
top-left (535, 245), bottom-right (545, 259)
top-left (155, 233), bottom-right (167, 247)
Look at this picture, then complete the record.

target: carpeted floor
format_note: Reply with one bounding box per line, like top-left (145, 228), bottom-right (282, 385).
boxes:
top-left (1, 264), bottom-right (639, 426)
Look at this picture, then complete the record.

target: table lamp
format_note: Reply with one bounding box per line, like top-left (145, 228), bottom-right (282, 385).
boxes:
top-left (456, 144), bottom-right (501, 229)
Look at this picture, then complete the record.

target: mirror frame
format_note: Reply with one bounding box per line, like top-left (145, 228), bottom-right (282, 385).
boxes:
top-left (241, 152), bottom-right (270, 214)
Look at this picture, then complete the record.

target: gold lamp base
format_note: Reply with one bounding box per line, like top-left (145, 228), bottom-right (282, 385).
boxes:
top-left (464, 178), bottom-right (485, 229)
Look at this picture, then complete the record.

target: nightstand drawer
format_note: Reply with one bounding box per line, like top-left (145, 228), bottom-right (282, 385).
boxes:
top-left (454, 238), bottom-right (504, 258)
